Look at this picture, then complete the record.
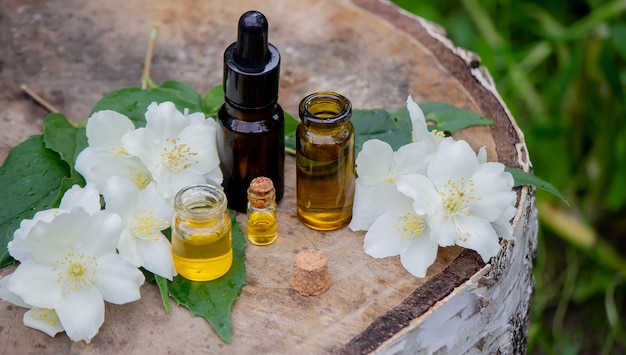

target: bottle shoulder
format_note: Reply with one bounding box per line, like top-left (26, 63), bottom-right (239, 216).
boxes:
top-left (218, 103), bottom-right (284, 133)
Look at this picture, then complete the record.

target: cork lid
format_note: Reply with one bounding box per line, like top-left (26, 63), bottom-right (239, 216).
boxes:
top-left (247, 177), bottom-right (275, 208)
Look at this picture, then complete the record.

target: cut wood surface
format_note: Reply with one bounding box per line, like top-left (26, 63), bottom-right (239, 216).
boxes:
top-left (0, 0), bottom-right (537, 354)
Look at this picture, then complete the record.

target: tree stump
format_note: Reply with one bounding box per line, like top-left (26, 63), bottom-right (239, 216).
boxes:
top-left (0, 0), bottom-right (537, 353)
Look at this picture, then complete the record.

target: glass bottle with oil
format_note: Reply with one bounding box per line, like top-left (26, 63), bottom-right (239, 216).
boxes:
top-left (246, 176), bottom-right (277, 245)
top-left (296, 91), bottom-right (355, 231)
top-left (171, 184), bottom-right (232, 281)
top-left (217, 10), bottom-right (284, 211)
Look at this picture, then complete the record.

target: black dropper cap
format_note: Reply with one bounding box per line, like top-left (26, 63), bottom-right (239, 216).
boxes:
top-left (223, 11), bottom-right (281, 110)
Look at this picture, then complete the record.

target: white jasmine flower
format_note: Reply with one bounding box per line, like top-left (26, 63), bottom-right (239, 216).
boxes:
top-left (0, 275), bottom-right (64, 337)
top-left (362, 191), bottom-right (438, 278)
top-left (349, 139), bottom-right (431, 231)
top-left (103, 176), bottom-right (176, 280)
top-left (6, 208), bottom-right (144, 343)
top-left (75, 110), bottom-right (152, 192)
top-left (396, 139), bottom-right (516, 261)
top-left (122, 102), bottom-right (222, 199)
top-left (10, 183), bottom-right (101, 262)
top-left (407, 95), bottom-right (453, 148)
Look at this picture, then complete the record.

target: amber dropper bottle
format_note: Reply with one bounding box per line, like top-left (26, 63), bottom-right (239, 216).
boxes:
top-left (217, 11), bottom-right (285, 211)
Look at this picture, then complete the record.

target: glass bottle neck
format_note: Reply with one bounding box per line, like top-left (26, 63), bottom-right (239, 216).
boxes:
top-left (174, 184), bottom-right (227, 222)
top-left (299, 91), bottom-right (352, 128)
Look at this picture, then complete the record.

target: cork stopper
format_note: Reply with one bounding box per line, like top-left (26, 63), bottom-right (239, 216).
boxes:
top-left (290, 249), bottom-right (331, 296)
top-left (247, 177), bottom-right (275, 209)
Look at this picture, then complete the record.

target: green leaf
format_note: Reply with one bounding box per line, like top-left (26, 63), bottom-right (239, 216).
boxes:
top-left (352, 107), bottom-right (413, 154)
top-left (284, 111), bottom-right (299, 155)
top-left (505, 167), bottom-right (569, 205)
top-left (168, 211), bottom-right (246, 344)
top-left (202, 85), bottom-right (224, 118)
top-left (0, 135), bottom-right (70, 268)
top-left (42, 113), bottom-right (88, 204)
top-left (285, 103), bottom-right (493, 154)
top-left (43, 113), bottom-right (88, 166)
top-left (418, 101), bottom-right (494, 133)
top-left (155, 274), bottom-right (171, 314)
top-left (91, 80), bottom-right (203, 128)
top-left (610, 24), bottom-right (626, 61)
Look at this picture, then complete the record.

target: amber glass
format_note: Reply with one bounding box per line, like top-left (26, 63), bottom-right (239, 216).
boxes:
top-left (171, 184), bottom-right (232, 281)
top-left (296, 92), bottom-right (355, 230)
top-left (217, 103), bottom-right (285, 212)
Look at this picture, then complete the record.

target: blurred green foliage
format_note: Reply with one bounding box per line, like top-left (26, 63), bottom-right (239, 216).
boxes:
top-left (392, 0), bottom-right (626, 353)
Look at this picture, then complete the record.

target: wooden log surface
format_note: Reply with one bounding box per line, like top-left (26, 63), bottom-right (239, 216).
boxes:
top-left (0, 0), bottom-right (537, 353)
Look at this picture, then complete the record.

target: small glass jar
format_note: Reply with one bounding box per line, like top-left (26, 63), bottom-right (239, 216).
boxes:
top-left (296, 91), bottom-right (355, 230)
top-left (171, 184), bottom-right (233, 281)
top-left (246, 177), bottom-right (278, 245)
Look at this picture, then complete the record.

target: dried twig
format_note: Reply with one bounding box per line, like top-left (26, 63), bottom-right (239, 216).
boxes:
top-left (141, 23), bottom-right (159, 90)
top-left (20, 84), bottom-right (60, 113)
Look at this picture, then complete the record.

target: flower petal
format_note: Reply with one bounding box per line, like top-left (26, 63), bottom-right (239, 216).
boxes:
top-left (94, 253), bottom-right (144, 304)
top-left (60, 183), bottom-right (101, 214)
top-left (10, 209), bottom-right (63, 262)
top-left (349, 181), bottom-right (380, 231)
top-left (399, 235), bottom-right (439, 278)
top-left (23, 216), bottom-right (85, 265)
top-left (491, 204), bottom-right (516, 240)
top-left (177, 125), bottom-right (220, 174)
top-left (116, 229), bottom-right (142, 267)
top-left (144, 101), bottom-right (187, 138)
top-left (54, 287), bottom-right (104, 344)
top-left (23, 307), bottom-right (65, 337)
top-left (204, 166), bottom-right (224, 187)
top-left (0, 274), bottom-right (30, 308)
top-left (394, 142), bottom-right (433, 176)
top-left (396, 174), bottom-right (441, 215)
top-left (137, 236), bottom-right (177, 280)
top-left (477, 146), bottom-right (488, 164)
top-left (407, 96), bottom-right (434, 146)
top-left (155, 167), bottom-right (206, 199)
top-left (364, 213), bottom-right (413, 258)
top-left (76, 211), bottom-right (122, 258)
top-left (428, 139), bottom-right (479, 186)
top-left (103, 176), bottom-right (140, 221)
top-left (74, 148), bottom-right (111, 189)
top-left (454, 214), bottom-right (502, 262)
top-left (86, 110), bottom-right (135, 151)
top-left (8, 259), bottom-right (62, 308)
top-left (469, 173), bottom-right (516, 222)
top-left (122, 128), bottom-right (161, 169)
top-left (355, 139), bottom-right (393, 185)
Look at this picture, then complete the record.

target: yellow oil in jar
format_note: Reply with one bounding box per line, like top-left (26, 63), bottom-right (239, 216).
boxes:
top-left (296, 142), bottom-right (355, 230)
top-left (171, 207), bottom-right (232, 282)
top-left (247, 211), bottom-right (277, 245)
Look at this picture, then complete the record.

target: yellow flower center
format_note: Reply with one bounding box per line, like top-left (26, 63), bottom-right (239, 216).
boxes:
top-left (161, 138), bottom-right (199, 172)
top-left (440, 178), bottom-right (479, 219)
top-left (54, 252), bottom-right (97, 294)
top-left (394, 212), bottom-right (425, 240)
top-left (30, 307), bottom-right (59, 327)
top-left (130, 171), bottom-right (151, 189)
top-left (432, 130), bottom-right (447, 146)
top-left (384, 168), bottom-right (400, 184)
top-left (132, 209), bottom-right (169, 241)
top-left (109, 145), bottom-right (128, 157)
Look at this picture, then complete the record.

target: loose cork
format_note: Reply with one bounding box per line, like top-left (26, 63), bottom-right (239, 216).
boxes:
top-left (290, 249), bottom-right (332, 296)
top-left (248, 177), bottom-right (275, 209)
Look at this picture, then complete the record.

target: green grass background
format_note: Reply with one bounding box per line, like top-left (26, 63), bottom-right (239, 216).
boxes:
top-left (391, 0), bottom-right (626, 353)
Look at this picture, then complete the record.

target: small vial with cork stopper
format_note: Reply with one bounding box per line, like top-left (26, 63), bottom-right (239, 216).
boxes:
top-left (247, 177), bottom-right (278, 245)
